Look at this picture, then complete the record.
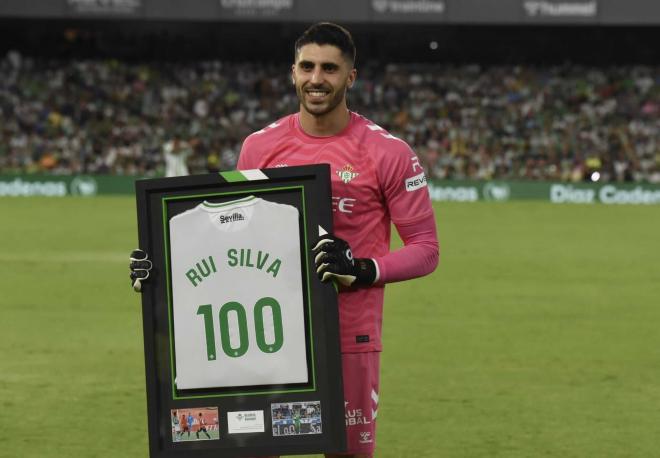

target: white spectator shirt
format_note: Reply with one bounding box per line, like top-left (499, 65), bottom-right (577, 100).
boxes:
top-left (163, 140), bottom-right (190, 177)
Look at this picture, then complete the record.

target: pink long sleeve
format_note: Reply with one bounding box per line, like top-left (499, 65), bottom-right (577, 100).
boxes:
top-left (374, 212), bottom-right (439, 284)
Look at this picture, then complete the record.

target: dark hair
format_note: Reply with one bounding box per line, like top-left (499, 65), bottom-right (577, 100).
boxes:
top-left (294, 22), bottom-right (356, 65)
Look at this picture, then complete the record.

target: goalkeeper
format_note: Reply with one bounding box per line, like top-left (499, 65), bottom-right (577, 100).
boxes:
top-left (131, 22), bottom-right (439, 458)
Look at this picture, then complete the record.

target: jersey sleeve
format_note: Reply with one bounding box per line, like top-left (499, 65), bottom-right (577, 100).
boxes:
top-left (373, 140), bottom-right (438, 283)
top-left (237, 133), bottom-right (258, 171)
top-left (378, 140), bottom-right (434, 225)
top-left (374, 211), bottom-right (439, 283)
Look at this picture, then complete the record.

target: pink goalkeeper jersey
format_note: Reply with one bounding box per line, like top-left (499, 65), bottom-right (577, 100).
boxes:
top-left (238, 111), bottom-right (434, 352)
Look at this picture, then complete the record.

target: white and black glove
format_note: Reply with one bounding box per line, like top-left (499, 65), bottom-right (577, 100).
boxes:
top-left (312, 235), bottom-right (376, 288)
top-left (129, 249), bottom-right (152, 292)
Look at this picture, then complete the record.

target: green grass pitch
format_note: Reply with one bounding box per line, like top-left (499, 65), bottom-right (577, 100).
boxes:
top-left (1, 196), bottom-right (659, 457)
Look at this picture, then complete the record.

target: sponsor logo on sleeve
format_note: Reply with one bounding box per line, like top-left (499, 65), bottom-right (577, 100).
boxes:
top-left (411, 155), bottom-right (423, 172)
top-left (405, 172), bottom-right (427, 191)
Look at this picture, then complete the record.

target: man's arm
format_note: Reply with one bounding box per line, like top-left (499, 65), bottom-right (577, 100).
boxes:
top-left (311, 213), bottom-right (438, 287)
top-left (373, 212), bottom-right (438, 284)
top-left (376, 138), bottom-right (439, 284)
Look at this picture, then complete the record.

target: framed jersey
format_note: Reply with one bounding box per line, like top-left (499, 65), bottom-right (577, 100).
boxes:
top-left (135, 165), bottom-right (345, 458)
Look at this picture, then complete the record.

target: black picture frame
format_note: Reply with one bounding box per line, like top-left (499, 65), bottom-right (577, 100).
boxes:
top-left (134, 165), bottom-right (346, 457)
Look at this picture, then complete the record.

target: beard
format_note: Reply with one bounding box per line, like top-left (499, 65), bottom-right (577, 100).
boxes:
top-left (296, 82), bottom-right (348, 117)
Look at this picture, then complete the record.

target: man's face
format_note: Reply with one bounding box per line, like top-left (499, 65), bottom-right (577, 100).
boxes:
top-left (292, 44), bottom-right (356, 117)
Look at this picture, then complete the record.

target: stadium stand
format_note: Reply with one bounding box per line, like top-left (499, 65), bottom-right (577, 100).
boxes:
top-left (0, 52), bottom-right (658, 182)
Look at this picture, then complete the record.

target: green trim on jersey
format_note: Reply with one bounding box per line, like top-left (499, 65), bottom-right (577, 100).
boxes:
top-left (161, 185), bottom-right (317, 400)
top-left (299, 186), bottom-right (317, 390)
top-left (202, 195), bottom-right (256, 208)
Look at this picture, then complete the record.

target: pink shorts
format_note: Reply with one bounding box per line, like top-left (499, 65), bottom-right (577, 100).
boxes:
top-left (340, 352), bottom-right (380, 456)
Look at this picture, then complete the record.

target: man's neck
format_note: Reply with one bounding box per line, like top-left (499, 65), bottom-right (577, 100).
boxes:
top-left (298, 105), bottom-right (351, 137)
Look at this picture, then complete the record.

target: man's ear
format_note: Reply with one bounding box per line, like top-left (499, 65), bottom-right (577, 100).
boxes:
top-left (347, 68), bottom-right (357, 89)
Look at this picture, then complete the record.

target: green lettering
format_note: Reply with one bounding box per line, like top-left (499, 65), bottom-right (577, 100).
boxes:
top-left (196, 304), bottom-right (216, 360)
top-left (186, 269), bottom-right (203, 287)
top-left (219, 302), bottom-right (249, 358)
top-left (256, 251), bottom-right (269, 270)
top-left (245, 249), bottom-right (254, 267)
top-left (197, 258), bottom-right (212, 278)
top-left (209, 255), bottom-right (217, 273)
top-left (266, 259), bottom-right (281, 278)
top-left (254, 297), bottom-right (284, 353)
top-left (227, 249), bottom-right (238, 267)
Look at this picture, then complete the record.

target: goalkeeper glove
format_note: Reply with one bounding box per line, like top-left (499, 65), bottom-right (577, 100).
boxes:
top-left (311, 235), bottom-right (377, 287)
top-left (129, 249), bottom-right (152, 292)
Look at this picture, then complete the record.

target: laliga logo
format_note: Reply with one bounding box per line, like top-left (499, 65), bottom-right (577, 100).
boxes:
top-left (482, 182), bottom-right (510, 202)
top-left (70, 177), bottom-right (98, 196)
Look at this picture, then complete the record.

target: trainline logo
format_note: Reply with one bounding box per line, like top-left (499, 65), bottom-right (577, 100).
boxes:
top-left (372, 0), bottom-right (445, 14)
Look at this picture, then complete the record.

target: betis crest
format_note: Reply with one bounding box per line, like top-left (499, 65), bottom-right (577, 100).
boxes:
top-left (337, 164), bottom-right (359, 184)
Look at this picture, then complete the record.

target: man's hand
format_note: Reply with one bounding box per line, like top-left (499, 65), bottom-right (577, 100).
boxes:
top-left (311, 235), bottom-right (377, 287)
top-left (129, 249), bottom-right (152, 292)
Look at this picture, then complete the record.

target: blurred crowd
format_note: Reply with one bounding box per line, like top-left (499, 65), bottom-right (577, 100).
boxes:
top-left (1, 52), bottom-right (658, 183)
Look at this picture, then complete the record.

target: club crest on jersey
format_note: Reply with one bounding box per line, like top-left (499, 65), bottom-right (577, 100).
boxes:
top-left (337, 164), bottom-right (359, 184)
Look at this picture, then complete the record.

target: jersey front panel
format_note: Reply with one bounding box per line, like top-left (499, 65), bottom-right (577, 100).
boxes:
top-left (238, 112), bottom-right (434, 352)
top-left (169, 196), bottom-right (308, 389)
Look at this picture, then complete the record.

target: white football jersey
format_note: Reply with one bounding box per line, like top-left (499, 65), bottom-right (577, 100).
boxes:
top-left (169, 196), bottom-right (308, 389)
